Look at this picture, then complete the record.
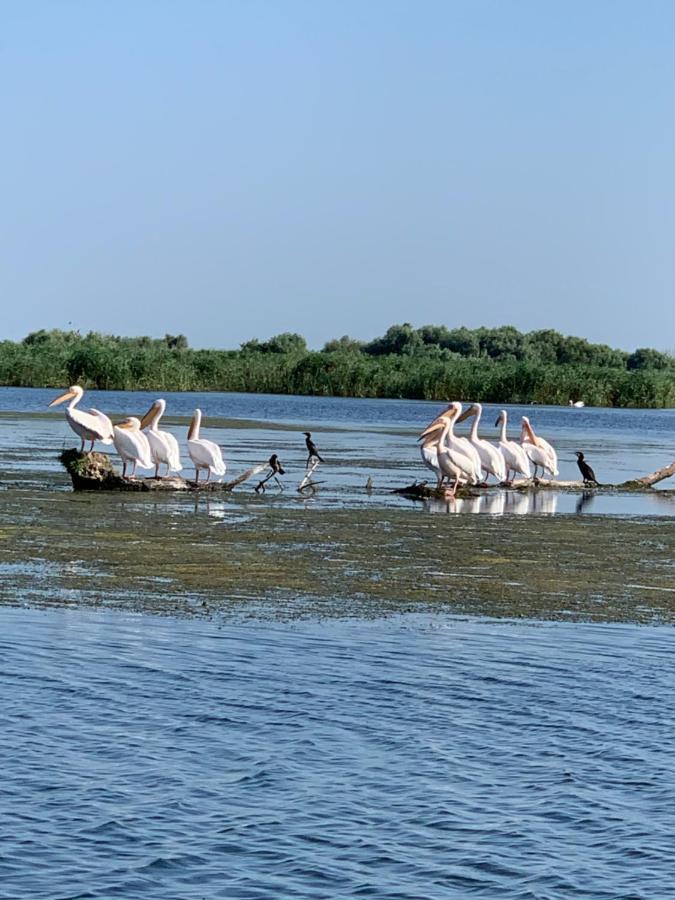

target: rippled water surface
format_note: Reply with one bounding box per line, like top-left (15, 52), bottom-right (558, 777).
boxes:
top-left (1, 607), bottom-right (674, 899)
top-left (1, 387), bottom-right (674, 516)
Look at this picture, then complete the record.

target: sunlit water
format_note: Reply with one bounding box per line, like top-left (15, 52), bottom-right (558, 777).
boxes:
top-left (1, 387), bottom-right (674, 516)
top-left (1, 391), bottom-right (674, 897)
top-left (1, 607), bottom-right (674, 899)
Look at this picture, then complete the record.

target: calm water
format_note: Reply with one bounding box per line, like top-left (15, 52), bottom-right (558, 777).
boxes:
top-left (1, 390), bottom-right (674, 898)
top-left (1, 387), bottom-right (674, 516)
top-left (1, 607), bottom-right (674, 899)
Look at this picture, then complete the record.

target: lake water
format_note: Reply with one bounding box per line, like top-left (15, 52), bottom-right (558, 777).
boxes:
top-left (1, 387), bottom-right (674, 516)
top-left (1, 389), bottom-right (674, 897)
top-left (2, 607), bottom-right (675, 899)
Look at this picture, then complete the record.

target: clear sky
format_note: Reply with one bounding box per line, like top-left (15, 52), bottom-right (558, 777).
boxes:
top-left (1, 1), bottom-right (674, 351)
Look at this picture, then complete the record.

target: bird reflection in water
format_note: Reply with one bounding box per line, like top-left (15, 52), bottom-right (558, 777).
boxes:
top-left (575, 491), bottom-right (595, 515)
top-left (424, 494), bottom-right (484, 515)
top-left (503, 492), bottom-right (530, 515)
top-left (529, 491), bottom-right (558, 515)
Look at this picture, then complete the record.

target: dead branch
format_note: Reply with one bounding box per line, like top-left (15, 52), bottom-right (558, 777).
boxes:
top-left (298, 459), bottom-right (321, 493)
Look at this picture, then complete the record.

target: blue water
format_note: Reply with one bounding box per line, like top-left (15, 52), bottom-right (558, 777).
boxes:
top-left (1, 387), bottom-right (674, 516)
top-left (1, 607), bottom-right (674, 899)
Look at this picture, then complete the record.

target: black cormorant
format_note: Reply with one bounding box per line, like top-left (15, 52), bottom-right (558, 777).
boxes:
top-left (269, 453), bottom-right (285, 475)
top-left (255, 454), bottom-right (286, 492)
top-left (575, 451), bottom-right (598, 485)
top-left (303, 432), bottom-right (324, 465)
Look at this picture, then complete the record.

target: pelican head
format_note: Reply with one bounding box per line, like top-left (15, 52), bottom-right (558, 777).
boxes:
top-left (419, 405), bottom-right (461, 441)
top-left (140, 398), bottom-right (165, 429)
top-left (115, 417), bottom-right (142, 431)
top-left (49, 385), bottom-right (83, 407)
top-left (495, 409), bottom-right (506, 427)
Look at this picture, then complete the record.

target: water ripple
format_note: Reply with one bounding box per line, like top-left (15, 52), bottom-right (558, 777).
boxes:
top-left (1, 609), bottom-right (674, 898)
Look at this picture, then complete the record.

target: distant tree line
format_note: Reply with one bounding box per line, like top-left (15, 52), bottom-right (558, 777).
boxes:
top-left (1, 324), bottom-right (674, 407)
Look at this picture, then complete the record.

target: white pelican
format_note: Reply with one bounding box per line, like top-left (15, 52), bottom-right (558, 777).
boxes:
top-left (418, 430), bottom-right (444, 488)
top-left (48, 385), bottom-right (114, 452)
top-left (456, 403), bottom-right (507, 483)
top-left (187, 409), bottom-right (226, 484)
top-left (420, 407), bottom-right (480, 494)
top-left (140, 399), bottom-right (183, 477)
top-left (113, 417), bottom-right (153, 478)
top-left (520, 416), bottom-right (559, 478)
top-left (421, 402), bottom-right (482, 483)
top-left (495, 410), bottom-right (531, 483)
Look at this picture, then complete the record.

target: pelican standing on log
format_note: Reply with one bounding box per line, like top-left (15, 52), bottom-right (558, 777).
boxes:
top-left (420, 405), bottom-right (480, 491)
top-left (495, 410), bottom-right (532, 483)
top-left (113, 417), bottom-right (153, 478)
top-left (418, 430), bottom-right (443, 488)
top-left (140, 399), bottom-right (183, 477)
top-left (520, 416), bottom-right (559, 478)
top-left (456, 403), bottom-right (506, 484)
top-left (48, 385), bottom-right (114, 452)
top-left (187, 409), bottom-right (226, 484)
top-left (421, 402), bottom-right (482, 484)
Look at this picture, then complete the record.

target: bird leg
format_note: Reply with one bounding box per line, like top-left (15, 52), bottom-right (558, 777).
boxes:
top-left (194, 467), bottom-right (200, 485)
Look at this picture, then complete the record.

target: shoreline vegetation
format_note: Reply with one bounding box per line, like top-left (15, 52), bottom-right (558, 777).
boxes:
top-left (2, 324), bottom-right (674, 407)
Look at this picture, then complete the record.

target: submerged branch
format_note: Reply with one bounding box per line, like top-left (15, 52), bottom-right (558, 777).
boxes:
top-left (394, 460), bottom-right (675, 500)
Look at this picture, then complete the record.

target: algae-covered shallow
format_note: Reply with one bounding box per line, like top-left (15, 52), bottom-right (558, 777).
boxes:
top-left (1, 390), bottom-right (673, 623)
top-left (1, 486), bottom-right (673, 623)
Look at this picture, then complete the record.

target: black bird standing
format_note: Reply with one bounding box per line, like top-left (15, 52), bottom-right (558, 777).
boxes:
top-left (575, 451), bottom-right (598, 485)
top-left (269, 453), bottom-right (285, 476)
top-left (303, 432), bottom-right (324, 466)
top-left (255, 454), bottom-right (286, 492)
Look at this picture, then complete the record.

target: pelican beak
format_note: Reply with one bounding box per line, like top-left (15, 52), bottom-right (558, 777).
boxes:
top-left (139, 406), bottom-right (155, 429)
top-left (419, 418), bottom-right (447, 440)
top-left (48, 389), bottom-right (76, 407)
top-left (456, 405), bottom-right (474, 424)
top-left (187, 417), bottom-right (197, 440)
top-left (115, 419), bottom-right (133, 430)
top-left (494, 415), bottom-right (501, 427)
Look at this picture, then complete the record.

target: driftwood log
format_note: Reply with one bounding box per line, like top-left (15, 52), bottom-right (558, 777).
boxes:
top-left (393, 460), bottom-right (675, 501)
top-left (59, 449), bottom-right (266, 492)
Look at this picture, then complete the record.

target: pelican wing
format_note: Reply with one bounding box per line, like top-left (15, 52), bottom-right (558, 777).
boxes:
top-left (87, 408), bottom-right (114, 442)
top-left (68, 407), bottom-right (114, 443)
top-left (113, 428), bottom-right (153, 469)
top-left (188, 438), bottom-right (226, 476)
top-left (474, 438), bottom-right (506, 481)
top-left (500, 440), bottom-right (532, 477)
top-left (164, 431), bottom-right (183, 472)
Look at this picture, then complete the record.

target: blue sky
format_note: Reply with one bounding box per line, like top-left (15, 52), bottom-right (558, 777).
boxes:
top-left (1, 1), bottom-right (674, 351)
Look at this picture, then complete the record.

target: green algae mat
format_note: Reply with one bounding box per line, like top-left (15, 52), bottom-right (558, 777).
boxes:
top-left (1, 488), bottom-right (673, 623)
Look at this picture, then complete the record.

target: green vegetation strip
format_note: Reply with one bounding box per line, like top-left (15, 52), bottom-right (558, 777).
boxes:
top-left (2, 325), bottom-right (674, 406)
top-left (0, 489), bottom-right (673, 623)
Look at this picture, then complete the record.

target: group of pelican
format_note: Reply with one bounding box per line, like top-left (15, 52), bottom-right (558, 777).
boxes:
top-left (49, 386), bottom-right (226, 483)
top-left (418, 401), bottom-right (558, 495)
